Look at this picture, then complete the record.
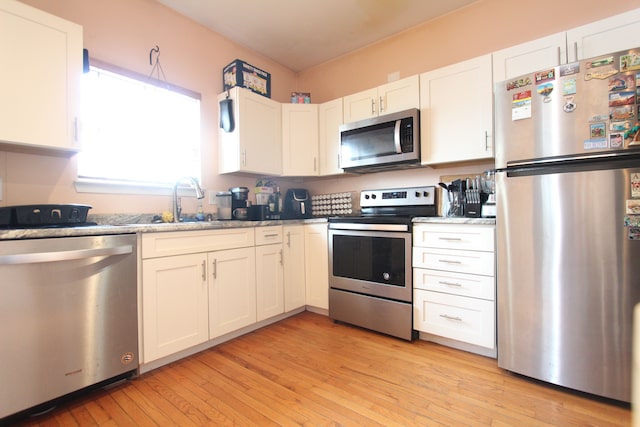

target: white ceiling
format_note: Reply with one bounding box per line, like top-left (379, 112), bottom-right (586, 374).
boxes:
top-left (156, 0), bottom-right (478, 72)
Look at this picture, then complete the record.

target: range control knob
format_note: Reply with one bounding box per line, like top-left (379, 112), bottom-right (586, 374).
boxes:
top-left (423, 191), bottom-right (430, 197)
top-left (364, 194), bottom-right (370, 199)
top-left (415, 191), bottom-right (421, 197)
top-left (371, 194), bottom-right (377, 199)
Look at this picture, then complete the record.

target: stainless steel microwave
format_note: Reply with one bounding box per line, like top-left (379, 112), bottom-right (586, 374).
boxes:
top-left (339, 108), bottom-right (420, 173)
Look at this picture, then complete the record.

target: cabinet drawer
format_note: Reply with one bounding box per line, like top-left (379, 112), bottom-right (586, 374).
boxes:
top-left (413, 224), bottom-right (494, 251)
top-left (255, 225), bottom-right (283, 245)
top-left (413, 247), bottom-right (494, 276)
top-left (414, 289), bottom-right (495, 349)
top-left (142, 228), bottom-right (255, 259)
top-left (413, 268), bottom-right (495, 300)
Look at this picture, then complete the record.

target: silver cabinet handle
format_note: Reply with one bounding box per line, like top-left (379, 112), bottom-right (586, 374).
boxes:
top-left (379, 95), bottom-right (384, 113)
top-left (212, 259), bottom-right (217, 279)
top-left (0, 245), bottom-right (132, 265)
top-left (440, 314), bottom-right (462, 321)
top-left (263, 233), bottom-right (279, 238)
top-left (484, 130), bottom-right (489, 151)
top-left (371, 98), bottom-right (376, 115)
top-left (201, 260), bottom-right (206, 281)
top-left (314, 157), bottom-right (317, 172)
top-left (286, 231), bottom-right (291, 247)
top-left (279, 249), bottom-right (283, 265)
top-left (438, 259), bottom-right (461, 264)
top-left (242, 149), bottom-right (247, 166)
top-left (557, 46), bottom-right (562, 66)
top-left (438, 237), bottom-right (462, 241)
top-left (439, 281), bottom-right (462, 287)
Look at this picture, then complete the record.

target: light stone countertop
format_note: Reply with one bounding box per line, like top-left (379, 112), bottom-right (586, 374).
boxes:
top-left (413, 216), bottom-right (496, 225)
top-left (0, 217), bottom-right (328, 241)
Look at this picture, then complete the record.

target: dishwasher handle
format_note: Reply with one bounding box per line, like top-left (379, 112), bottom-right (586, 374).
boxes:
top-left (0, 245), bottom-right (134, 265)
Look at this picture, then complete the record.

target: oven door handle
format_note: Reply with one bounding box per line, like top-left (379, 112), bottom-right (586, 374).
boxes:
top-left (0, 245), bottom-right (133, 265)
top-left (329, 223), bottom-right (409, 232)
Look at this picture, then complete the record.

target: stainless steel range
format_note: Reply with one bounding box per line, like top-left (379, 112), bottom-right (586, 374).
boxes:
top-left (328, 185), bottom-right (436, 340)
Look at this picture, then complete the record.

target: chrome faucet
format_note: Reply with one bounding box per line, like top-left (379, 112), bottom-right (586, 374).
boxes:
top-left (173, 176), bottom-right (205, 222)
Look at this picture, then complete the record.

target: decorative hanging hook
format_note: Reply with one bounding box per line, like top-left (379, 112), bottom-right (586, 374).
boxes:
top-left (148, 45), bottom-right (167, 83)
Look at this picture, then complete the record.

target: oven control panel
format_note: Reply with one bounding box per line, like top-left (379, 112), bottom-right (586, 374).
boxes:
top-left (360, 186), bottom-right (435, 207)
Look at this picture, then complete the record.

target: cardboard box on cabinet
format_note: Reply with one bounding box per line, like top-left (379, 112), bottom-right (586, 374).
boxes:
top-left (223, 59), bottom-right (271, 98)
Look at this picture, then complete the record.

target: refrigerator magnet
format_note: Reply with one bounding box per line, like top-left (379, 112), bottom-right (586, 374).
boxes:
top-left (590, 123), bottom-right (606, 138)
top-left (609, 132), bottom-right (623, 148)
top-left (512, 90), bottom-right (532, 121)
top-left (563, 97), bottom-right (577, 113)
top-left (629, 227), bottom-right (640, 240)
top-left (609, 91), bottom-right (635, 107)
top-left (535, 69), bottom-right (555, 84)
top-left (631, 173), bottom-right (640, 198)
top-left (583, 138), bottom-right (607, 150)
top-left (620, 53), bottom-right (640, 72)
top-left (562, 78), bottom-right (577, 96)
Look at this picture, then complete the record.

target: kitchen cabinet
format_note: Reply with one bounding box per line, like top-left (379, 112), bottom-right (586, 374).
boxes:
top-left (209, 246), bottom-right (256, 337)
top-left (218, 87), bottom-right (282, 175)
top-left (282, 104), bottom-right (319, 176)
top-left (142, 253), bottom-right (209, 362)
top-left (0, 0), bottom-right (82, 152)
top-left (255, 226), bottom-right (284, 321)
top-left (342, 75), bottom-right (419, 123)
top-left (304, 223), bottom-right (329, 310)
top-left (492, 8), bottom-right (640, 83)
top-left (283, 224), bottom-right (306, 311)
top-left (318, 98), bottom-right (343, 175)
top-left (420, 54), bottom-right (493, 165)
top-left (141, 228), bottom-right (255, 362)
top-left (412, 223), bottom-right (496, 355)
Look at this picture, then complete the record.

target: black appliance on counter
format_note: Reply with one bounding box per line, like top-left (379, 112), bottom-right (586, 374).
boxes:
top-left (0, 204), bottom-right (95, 228)
top-left (328, 185), bottom-right (436, 341)
top-left (283, 189), bottom-right (312, 219)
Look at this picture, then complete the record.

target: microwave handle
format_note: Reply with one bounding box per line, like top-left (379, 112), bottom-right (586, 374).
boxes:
top-left (394, 119), bottom-right (402, 153)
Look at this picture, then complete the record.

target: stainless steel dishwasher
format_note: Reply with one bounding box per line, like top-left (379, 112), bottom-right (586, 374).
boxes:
top-left (0, 233), bottom-right (138, 419)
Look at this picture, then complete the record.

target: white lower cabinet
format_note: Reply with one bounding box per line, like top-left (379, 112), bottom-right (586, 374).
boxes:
top-left (283, 225), bottom-right (306, 311)
top-left (304, 223), bottom-right (329, 310)
top-left (209, 247), bottom-right (257, 337)
top-left (255, 226), bottom-right (284, 322)
top-left (413, 223), bottom-right (496, 356)
top-left (142, 253), bottom-right (209, 363)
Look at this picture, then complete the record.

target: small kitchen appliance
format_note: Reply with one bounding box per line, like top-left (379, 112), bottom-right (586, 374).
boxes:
top-left (339, 108), bottom-right (420, 173)
top-left (328, 185), bottom-right (437, 341)
top-left (215, 191), bottom-right (232, 219)
top-left (283, 189), bottom-right (312, 219)
top-left (480, 170), bottom-right (496, 218)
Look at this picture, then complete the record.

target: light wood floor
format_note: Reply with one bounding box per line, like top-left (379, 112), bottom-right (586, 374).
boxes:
top-left (9, 312), bottom-right (631, 426)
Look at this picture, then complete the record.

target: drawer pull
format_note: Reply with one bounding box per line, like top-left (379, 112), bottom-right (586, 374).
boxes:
top-left (440, 281), bottom-right (462, 287)
top-left (440, 314), bottom-right (462, 321)
top-left (263, 233), bottom-right (279, 238)
top-left (438, 237), bottom-right (462, 241)
top-left (438, 259), bottom-right (461, 264)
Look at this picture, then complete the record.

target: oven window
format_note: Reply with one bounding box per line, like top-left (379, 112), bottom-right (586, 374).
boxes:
top-left (332, 235), bottom-right (406, 286)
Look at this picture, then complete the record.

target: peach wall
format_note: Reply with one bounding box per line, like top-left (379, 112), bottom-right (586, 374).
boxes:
top-left (299, 0), bottom-right (640, 102)
top-left (3, 0), bottom-right (640, 214)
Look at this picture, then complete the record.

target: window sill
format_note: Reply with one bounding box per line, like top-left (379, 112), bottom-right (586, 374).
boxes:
top-left (75, 178), bottom-right (178, 196)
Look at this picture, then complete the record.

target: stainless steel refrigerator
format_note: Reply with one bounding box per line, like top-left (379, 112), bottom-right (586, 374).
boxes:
top-left (495, 47), bottom-right (640, 402)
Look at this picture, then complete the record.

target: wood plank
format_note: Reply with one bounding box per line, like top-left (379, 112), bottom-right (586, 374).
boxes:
top-left (8, 312), bottom-right (631, 426)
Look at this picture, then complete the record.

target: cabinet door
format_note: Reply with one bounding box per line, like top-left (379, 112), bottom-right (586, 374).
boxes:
top-left (218, 87), bottom-right (282, 175)
top-left (0, 0), bottom-right (82, 151)
top-left (567, 8), bottom-right (640, 62)
top-left (420, 54), bottom-right (493, 165)
top-left (492, 32), bottom-right (567, 83)
top-left (378, 75), bottom-right (420, 116)
top-left (209, 247), bottom-right (256, 337)
top-left (282, 104), bottom-right (319, 176)
top-left (343, 87), bottom-right (378, 123)
top-left (304, 223), bottom-right (329, 310)
top-left (283, 225), bottom-right (306, 311)
top-left (318, 98), bottom-right (343, 176)
top-left (142, 254), bottom-right (209, 362)
top-left (255, 243), bottom-right (284, 321)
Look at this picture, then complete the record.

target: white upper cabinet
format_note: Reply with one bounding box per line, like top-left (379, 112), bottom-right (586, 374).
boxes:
top-left (218, 87), bottom-right (282, 176)
top-left (343, 75), bottom-right (419, 123)
top-left (567, 8), bottom-right (640, 61)
top-left (318, 98), bottom-right (343, 176)
top-left (0, 0), bottom-right (82, 152)
top-left (282, 103), bottom-right (319, 176)
top-left (493, 8), bottom-right (640, 84)
top-left (492, 32), bottom-right (567, 83)
top-left (420, 54), bottom-right (493, 165)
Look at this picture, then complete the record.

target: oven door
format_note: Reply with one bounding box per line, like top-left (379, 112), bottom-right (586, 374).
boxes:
top-left (328, 225), bottom-right (412, 302)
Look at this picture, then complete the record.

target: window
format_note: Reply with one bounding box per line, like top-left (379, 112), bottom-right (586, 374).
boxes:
top-left (78, 61), bottom-right (201, 189)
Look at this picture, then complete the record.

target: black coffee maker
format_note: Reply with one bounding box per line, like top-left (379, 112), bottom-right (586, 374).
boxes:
top-left (229, 187), bottom-right (249, 219)
top-left (283, 189), bottom-right (312, 219)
